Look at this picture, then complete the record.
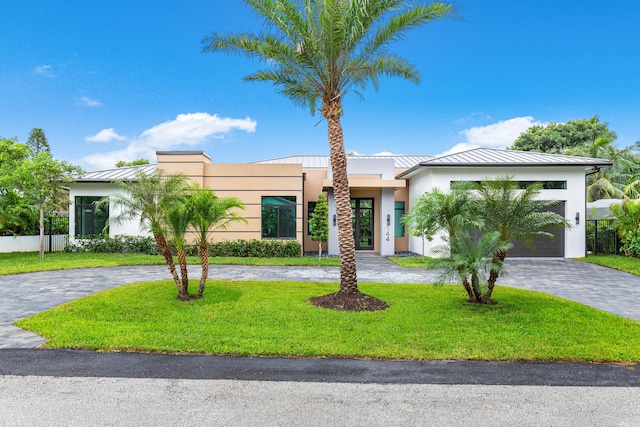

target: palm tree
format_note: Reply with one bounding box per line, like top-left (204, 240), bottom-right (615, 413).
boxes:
top-left (564, 136), bottom-right (638, 201)
top-left (165, 203), bottom-right (193, 300)
top-left (610, 198), bottom-right (640, 257)
top-left (109, 169), bottom-right (189, 297)
top-left (202, 0), bottom-right (456, 310)
top-left (429, 231), bottom-right (512, 303)
top-left (478, 176), bottom-right (570, 298)
top-left (187, 185), bottom-right (247, 298)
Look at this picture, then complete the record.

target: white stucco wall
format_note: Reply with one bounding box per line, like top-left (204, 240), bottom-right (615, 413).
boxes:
top-left (407, 166), bottom-right (587, 258)
top-left (68, 183), bottom-right (150, 241)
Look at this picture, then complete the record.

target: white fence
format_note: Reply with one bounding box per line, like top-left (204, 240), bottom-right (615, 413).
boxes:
top-left (0, 235), bottom-right (66, 253)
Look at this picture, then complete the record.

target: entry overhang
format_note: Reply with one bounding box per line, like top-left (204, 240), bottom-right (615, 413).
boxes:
top-left (322, 178), bottom-right (406, 191)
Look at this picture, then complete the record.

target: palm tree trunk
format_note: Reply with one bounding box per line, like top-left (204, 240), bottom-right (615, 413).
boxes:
top-left (324, 101), bottom-right (358, 295)
top-left (153, 232), bottom-right (182, 293)
top-left (487, 249), bottom-right (507, 298)
top-left (462, 277), bottom-right (476, 302)
top-left (177, 249), bottom-right (190, 299)
top-left (197, 241), bottom-right (209, 298)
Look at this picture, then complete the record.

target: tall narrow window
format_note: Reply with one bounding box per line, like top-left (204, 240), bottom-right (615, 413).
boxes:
top-left (75, 196), bottom-right (109, 238)
top-left (261, 196), bottom-right (297, 239)
top-left (394, 201), bottom-right (405, 237)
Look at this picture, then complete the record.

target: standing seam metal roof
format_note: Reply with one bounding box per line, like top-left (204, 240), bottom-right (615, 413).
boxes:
top-left (73, 164), bottom-right (157, 182)
top-left (252, 155), bottom-right (435, 169)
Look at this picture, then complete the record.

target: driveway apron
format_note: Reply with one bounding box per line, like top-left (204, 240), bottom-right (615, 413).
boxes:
top-left (1, 255), bottom-right (640, 348)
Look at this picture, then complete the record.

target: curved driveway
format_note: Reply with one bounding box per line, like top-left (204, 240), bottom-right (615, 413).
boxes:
top-left (2, 255), bottom-right (640, 348)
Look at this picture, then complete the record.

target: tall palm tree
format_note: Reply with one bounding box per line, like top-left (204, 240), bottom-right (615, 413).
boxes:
top-left (478, 176), bottom-right (570, 298)
top-left (109, 169), bottom-right (189, 296)
top-left (202, 0), bottom-right (456, 309)
top-left (187, 185), bottom-right (247, 298)
top-left (429, 231), bottom-right (512, 303)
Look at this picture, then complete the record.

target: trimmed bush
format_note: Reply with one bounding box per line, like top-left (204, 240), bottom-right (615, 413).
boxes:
top-left (65, 235), bottom-right (158, 254)
top-left (184, 239), bottom-right (301, 258)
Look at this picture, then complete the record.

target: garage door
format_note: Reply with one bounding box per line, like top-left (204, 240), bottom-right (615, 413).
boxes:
top-left (508, 201), bottom-right (565, 257)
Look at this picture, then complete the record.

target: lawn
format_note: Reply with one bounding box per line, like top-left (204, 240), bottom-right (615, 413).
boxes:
top-left (16, 280), bottom-right (640, 362)
top-left (0, 252), bottom-right (340, 275)
top-left (577, 255), bottom-right (640, 276)
top-left (388, 255), bottom-right (432, 268)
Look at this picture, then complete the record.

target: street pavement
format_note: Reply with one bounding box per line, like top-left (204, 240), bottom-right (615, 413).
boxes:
top-left (1, 255), bottom-right (640, 425)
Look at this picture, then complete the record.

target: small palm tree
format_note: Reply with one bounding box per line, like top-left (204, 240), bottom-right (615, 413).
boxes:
top-left (479, 176), bottom-right (570, 297)
top-left (429, 231), bottom-right (512, 303)
top-left (187, 185), bottom-right (247, 298)
top-left (109, 169), bottom-right (189, 296)
top-left (611, 199), bottom-right (640, 257)
top-left (165, 203), bottom-right (193, 300)
top-left (202, 0), bottom-right (457, 310)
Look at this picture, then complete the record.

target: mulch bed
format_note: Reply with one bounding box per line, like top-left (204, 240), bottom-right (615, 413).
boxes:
top-left (308, 291), bottom-right (389, 312)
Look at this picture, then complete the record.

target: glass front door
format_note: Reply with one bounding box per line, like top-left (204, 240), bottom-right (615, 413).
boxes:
top-left (351, 198), bottom-right (374, 250)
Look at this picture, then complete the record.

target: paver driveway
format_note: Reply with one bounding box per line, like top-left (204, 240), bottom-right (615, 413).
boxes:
top-left (1, 255), bottom-right (639, 348)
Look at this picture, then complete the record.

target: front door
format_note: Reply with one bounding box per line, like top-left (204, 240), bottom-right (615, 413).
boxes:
top-left (351, 198), bottom-right (374, 250)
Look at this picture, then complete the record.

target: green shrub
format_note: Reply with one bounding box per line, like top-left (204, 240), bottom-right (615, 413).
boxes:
top-left (183, 239), bottom-right (301, 258)
top-left (65, 235), bottom-right (158, 254)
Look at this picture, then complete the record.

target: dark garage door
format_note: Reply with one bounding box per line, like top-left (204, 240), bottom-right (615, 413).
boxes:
top-left (509, 201), bottom-right (565, 257)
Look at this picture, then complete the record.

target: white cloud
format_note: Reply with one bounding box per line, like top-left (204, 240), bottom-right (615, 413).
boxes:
top-left (76, 96), bottom-right (103, 107)
top-left (439, 116), bottom-right (545, 156)
top-left (80, 113), bottom-right (257, 169)
top-left (34, 65), bottom-right (54, 78)
top-left (85, 128), bottom-right (126, 143)
top-left (374, 151), bottom-right (400, 156)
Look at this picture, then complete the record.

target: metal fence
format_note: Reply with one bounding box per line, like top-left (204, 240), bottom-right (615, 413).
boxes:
top-left (586, 219), bottom-right (620, 256)
top-left (44, 214), bottom-right (69, 252)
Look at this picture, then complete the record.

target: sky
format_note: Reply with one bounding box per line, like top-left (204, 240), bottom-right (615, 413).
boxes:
top-left (1, 1), bottom-right (639, 171)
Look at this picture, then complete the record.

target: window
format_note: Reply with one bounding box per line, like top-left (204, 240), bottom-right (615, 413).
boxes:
top-left (451, 180), bottom-right (567, 190)
top-left (307, 201), bottom-right (316, 234)
top-left (394, 201), bottom-right (405, 237)
top-left (75, 196), bottom-right (109, 238)
top-left (261, 196), bottom-right (297, 239)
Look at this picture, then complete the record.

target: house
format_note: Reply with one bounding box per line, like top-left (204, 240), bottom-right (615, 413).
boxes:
top-left (68, 148), bottom-right (611, 258)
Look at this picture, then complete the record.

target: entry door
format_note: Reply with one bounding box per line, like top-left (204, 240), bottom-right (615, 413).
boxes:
top-left (351, 198), bottom-right (374, 250)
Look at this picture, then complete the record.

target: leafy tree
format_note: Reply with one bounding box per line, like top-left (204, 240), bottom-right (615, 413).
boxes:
top-left (309, 193), bottom-right (329, 259)
top-left (428, 231), bottom-right (511, 303)
top-left (26, 128), bottom-right (51, 156)
top-left (115, 159), bottom-right (150, 168)
top-left (510, 116), bottom-right (616, 153)
top-left (202, 0), bottom-right (456, 310)
top-left (478, 176), bottom-right (570, 298)
top-left (187, 185), bottom-right (247, 298)
top-left (610, 199), bottom-right (640, 257)
top-left (109, 170), bottom-right (190, 298)
top-left (0, 189), bottom-right (36, 236)
top-left (15, 152), bottom-right (82, 259)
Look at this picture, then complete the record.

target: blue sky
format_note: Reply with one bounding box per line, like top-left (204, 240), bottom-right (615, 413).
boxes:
top-left (2, 1), bottom-right (639, 170)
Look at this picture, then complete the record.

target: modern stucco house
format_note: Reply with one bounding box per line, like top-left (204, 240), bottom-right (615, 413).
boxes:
top-left (68, 148), bottom-right (611, 258)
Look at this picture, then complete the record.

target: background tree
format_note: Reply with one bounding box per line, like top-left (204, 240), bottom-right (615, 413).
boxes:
top-left (202, 0), bottom-right (457, 311)
top-left (187, 185), bottom-right (247, 298)
top-left (510, 116), bottom-right (616, 153)
top-left (15, 152), bottom-right (82, 259)
top-left (26, 128), bottom-right (51, 156)
top-left (116, 159), bottom-right (150, 168)
top-left (309, 193), bottom-right (329, 259)
top-left (109, 170), bottom-right (189, 297)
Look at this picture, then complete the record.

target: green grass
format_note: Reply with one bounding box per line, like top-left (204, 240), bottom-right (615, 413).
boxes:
top-left (0, 252), bottom-right (340, 275)
top-left (388, 255), bottom-right (434, 268)
top-left (578, 255), bottom-right (640, 276)
top-left (16, 280), bottom-right (640, 362)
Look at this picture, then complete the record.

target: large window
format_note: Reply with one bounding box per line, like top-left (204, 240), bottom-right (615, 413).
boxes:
top-left (451, 180), bottom-right (567, 190)
top-left (75, 196), bottom-right (109, 238)
top-left (394, 201), bottom-right (405, 237)
top-left (262, 196), bottom-right (297, 239)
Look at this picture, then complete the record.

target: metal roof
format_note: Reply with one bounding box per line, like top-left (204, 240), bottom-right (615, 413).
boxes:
top-left (73, 164), bottom-right (157, 182)
top-left (397, 148), bottom-right (613, 179)
top-left (252, 155), bottom-right (434, 169)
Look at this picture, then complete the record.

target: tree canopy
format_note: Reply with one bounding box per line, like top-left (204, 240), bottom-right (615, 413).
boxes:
top-left (510, 116), bottom-right (616, 153)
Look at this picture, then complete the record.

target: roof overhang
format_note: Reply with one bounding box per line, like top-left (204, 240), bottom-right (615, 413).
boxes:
top-left (322, 178), bottom-right (406, 191)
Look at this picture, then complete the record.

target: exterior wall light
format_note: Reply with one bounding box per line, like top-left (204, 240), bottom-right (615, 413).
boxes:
top-left (333, 214), bottom-right (336, 226)
top-left (575, 212), bottom-right (579, 225)
top-left (387, 214), bottom-right (391, 226)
